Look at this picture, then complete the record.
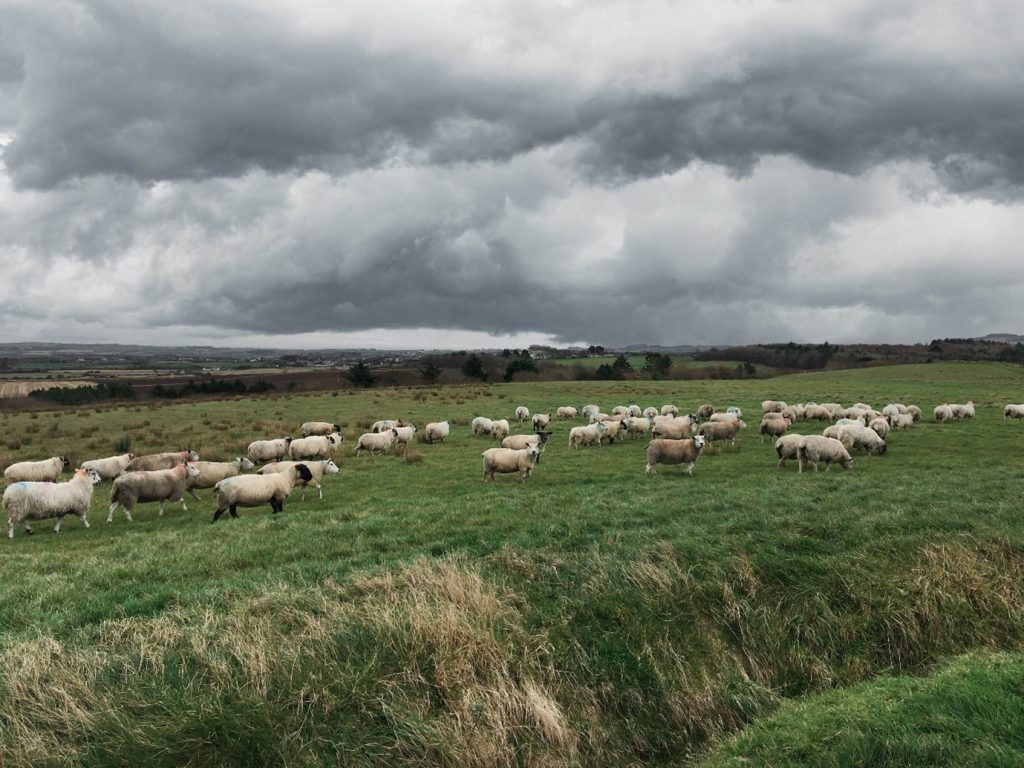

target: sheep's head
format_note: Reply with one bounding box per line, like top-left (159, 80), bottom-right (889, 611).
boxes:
top-left (238, 457), bottom-right (255, 470)
top-left (186, 449), bottom-right (200, 461)
top-left (324, 460), bottom-right (340, 474)
top-left (692, 435), bottom-right (706, 450)
top-left (59, 456), bottom-right (71, 469)
top-left (185, 463), bottom-right (201, 478)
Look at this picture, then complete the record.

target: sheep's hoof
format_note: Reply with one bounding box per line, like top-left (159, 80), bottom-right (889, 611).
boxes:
top-left (25, 529), bottom-right (34, 535)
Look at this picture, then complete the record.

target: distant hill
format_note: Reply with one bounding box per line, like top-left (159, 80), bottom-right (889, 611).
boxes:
top-left (976, 334), bottom-right (1024, 344)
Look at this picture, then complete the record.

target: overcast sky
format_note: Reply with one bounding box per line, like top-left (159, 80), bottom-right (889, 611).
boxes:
top-left (1, 0), bottom-right (1022, 349)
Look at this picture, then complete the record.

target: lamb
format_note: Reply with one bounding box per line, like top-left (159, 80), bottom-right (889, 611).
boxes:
top-left (472, 417), bottom-right (494, 436)
top-left (868, 417), bottom-right (890, 439)
top-left (934, 404), bottom-right (954, 423)
top-left (569, 422), bottom-right (607, 448)
top-left (950, 401), bottom-right (975, 420)
top-left (79, 453), bottom-right (134, 481)
top-left (532, 413), bottom-right (551, 430)
top-left (4, 468), bottom-right (101, 538)
top-left (797, 435), bottom-right (854, 473)
top-left (623, 416), bottom-right (651, 439)
top-left (355, 428), bottom-right (398, 456)
top-left (698, 419), bottom-right (746, 444)
top-left (759, 416), bottom-right (790, 441)
top-left (490, 419), bottom-right (510, 442)
top-left (107, 463), bottom-right (202, 522)
top-left (4, 456), bottom-right (69, 483)
top-left (652, 417), bottom-right (693, 440)
top-left (556, 406), bottom-right (578, 420)
top-left (660, 405), bottom-right (679, 417)
top-left (642, 407), bottom-right (659, 420)
top-left (424, 421), bottom-right (450, 443)
top-left (761, 400), bottom-right (788, 414)
top-left (289, 433), bottom-right (343, 460)
top-left (645, 436), bottom-right (705, 475)
top-left (803, 405), bottom-right (832, 421)
top-left (481, 445), bottom-right (541, 481)
top-left (501, 431), bottom-right (553, 452)
top-left (247, 438), bottom-right (293, 462)
top-left (697, 404), bottom-right (715, 420)
top-left (774, 434), bottom-right (803, 469)
top-left (1004, 404), bottom-right (1024, 421)
top-left (836, 424), bottom-right (887, 455)
top-left (212, 464), bottom-right (313, 521)
top-left (258, 459), bottom-right (339, 500)
top-left (186, 457), bottom-right (255, 499)
top-left (300, 421), bottom-right (341, 437)
top-left (392, 425), bottom-right (417, 445)
top-left (123, 450), bottom-right (200, 473)
top-left (515, 406), bottom-right (530, 423)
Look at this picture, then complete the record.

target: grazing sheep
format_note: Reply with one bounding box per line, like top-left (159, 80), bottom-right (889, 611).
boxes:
top-left (934, 404), bottom-right (954, 423)
top-left (708, 412), bottom-right (741, 423)
top-left (289, 433), bottom-right (343, 460)
top-left (652, 417), bottom-right (693, 440)
top-left (891, 413), bottom-right (915, 430)
top-left (481, 445), bottom-right (541, 481)
top-left (4, 468), bottom-right (101, 538)
top-left (258, 459), bottom-right (339, 501)
top-left (589, 411), bottom-right (611, 423)
top-left (80, 453), bottom-right (134, 481)
top-left (787, 404), bottom-right (805, 421)
top-left (300, 421), bottom-right (341, 437)
top-left (628, 405), bottom-right (642, 417)
top-left (4, 456), bottom-right (69, 483)
top-left (501, 431), bottom-right (553, 452)
top-left (645, 436), bottom-right (705, 475)
top-left (123, 450), bottom-right (200, 473)
top-left (581, 404), bottom-right (601, 420)
top-left (472, 416), bottom-right (494, 436)
top-left (869, 417), bottom-right (890, 439)
top-left (372, 419), bottom-right (403, 433)
top-left (797, 436), bottom-right (854, 473)
top-left (774, 434), bottom-right (803, 469)
top-left (1004, 404), bottom-right (1024, 421)
top-left (726, 406), bottom-right (743, 417)
top-left (569, 422), bottom-right (607, 448)
top-left (490, 419), bottom-right (510, 442)
top-left (247, 437), bottom-right (293, 462)
top-left (355, 429), bottom-right (398, 456)
top-left (515, 406), bottom-right (530, 423)
top-left (906, 405), bottom-right (923, 422)
top-left (834, 418), bottom-right (863, 428)
top-left (820, 403), bottom-right (843, 418)
top-left (424, 421), bottom-right (450, 444)
top-left (851, 403), bottom-right (873, 412)
top-left (213, 464), bottom-right (313, 521)
top-left (836, 425), bottom-right (887, 455)
top-left (556, 406), bottom-right (578, 420)
top-left (660, 405), bottom-right (679, 417)
top-left (642, 407), bottom-right (659, 420)
top-left (392, 425), bottom-right (417, 445)
top-left (532, 413), bottom-right (551, 431)
top-left (950, 401), bottom-right (976, 420)
top-left (759, 416), bottom-right (790, 441)
top-left (761, 400), bottom-right (788, 414)
top-left (803, 405), bottom-right (832, 421)
top-left (698, 419), bottom-right (746, 444)
top-left (612, 406), bottom-right (630, 416)
top-left (599, 419), bottom-right (627, 444)
top-left (822, 425), bottom-right (843, 441)
top-left (844, 408), bottom-right (869, 425)
top-left (186, 457), bottom-right (255, 499)
top-left (697, 404), bottom-right (715, 420)
top-left (623, 416), bottom-right (651, 439)
top-left (108, 463), bottom-right (202, 522)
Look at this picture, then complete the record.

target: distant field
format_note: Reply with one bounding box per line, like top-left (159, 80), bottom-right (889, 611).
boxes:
top-left (546, 354), bottom-right (743, 369)
top-left (1, 362), bottom-right (1023, 765)
top-left (0, 380), bottom-right (94, 399)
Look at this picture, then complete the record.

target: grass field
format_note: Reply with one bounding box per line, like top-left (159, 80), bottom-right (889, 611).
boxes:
top-left (1, 362), bottom-right (1023, 765)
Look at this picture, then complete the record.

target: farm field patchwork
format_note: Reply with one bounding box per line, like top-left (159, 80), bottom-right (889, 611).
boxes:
top-left (1, 362), bottom-right (1023, 766)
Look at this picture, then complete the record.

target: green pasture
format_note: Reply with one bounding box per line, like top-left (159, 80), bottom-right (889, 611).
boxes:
top-left (1, 362), bottom-right (1023, 766)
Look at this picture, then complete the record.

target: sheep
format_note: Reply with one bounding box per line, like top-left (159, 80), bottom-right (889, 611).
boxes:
top-left (4, 468), bottom-right (101, 538)
top-left (481, 445), bottom-right (541, 481)
top-left (834, 418), bottom-right (864, 428)
top-left (642, 407), bottom-right (659, 420)
top-left (532, 413), bottom-right (551, 431)
top-left (697, 404), bottom-right (715, 420)
top-left (779, 406), bottom-right (799, 422)
top-left (556, 406), bottom-right (578, 420)
top-left (787, 404), bottom-right (805, 421)
top-left (628, 405), bottom-right (642, 417)
top-left (726, 406), bottom-right (743, 417)
top-left (289, 433), bottom-right (343, 460)
top-left (906, 405), bottom-right (922, 422)
top-left (891, 413), bottom-right (915, 430)
top-left (212, 463), bottom-right (313, 521)
top-left (759, 416), bottom-right (790, 441)
top-left (501, 431), bottom-right (553, 452)
top-left (1004, 404), bottom-right (1024, 421)
top-left (300, 421), bottom-right (341, 437)
top-left (836, 424), bottom-right (887, 455)
top-left (355, 429), bottom-right (398, 456)
top-left (708, 412), bottom-right (741, 423)
top-left (79, 453), bottom-right (134, 481)
top-left (372, 419), bottom-right (404, 433)
top-left (107, 463), bottom-right (202, 523)
top-left (803, 405), bottom-right (832, 421)
top-left (623, 416), bottom-right (651, 439)
top-left (569, 422), bottom-right (607, 448)
top-left (490, 419), bottom-right (510, 442)
top-left (822, 425), bottom-right (843, 441)
top-left (247, 437), bottom-right (293, 462)
top-left (652, 417), bottom-right (693, 440)
top-left (392, 425), bottom-right (417, 445)
top-left (797, 436), bottom-right (854, 473)
top-left (581, 404), bottom-right (601, 420)
top-left (612, 406), bottom-right (630, 416)
top-left (4, 456), bottom-right (69, 484)
top-left (934, 404), bottom-right (954, 423)
top-left (844, 408), bottom-right (869, 425)
top-left (123, 450), bottom-right (200, 473)
top-left (820, 403), bottom-right (843, 418)
top-left (515, 406), bottom-right (530, 423)
top-left (644, 436), bottom-right (705, 475)
top-left (258, 459), bottom-right (339, 500)
top-left (589, 411), bottom-right (611, 423)
top-left (761, 400), bottom-right (788, 414)
top-left (660, 405), bottom-right (679, 417)
top-left (424, 421), bottom-right (450, 443)
top-left (186, 457), bottom-right (255, 500)
top-left (868, 417), bottom-right (890, 439)
top-left (599, 419), bottom-right (627, 444)
top-left (851, 403), bottom-right (874, 412)
top-left (950, 401), bottom-right (975, 420)
top-left (762, 412), bottom-right (788, 421)
top-left (774, 434), bottom-right (803, 469)
top-left (472, 416), bottom-right (494, 436)
top-left (698, 419), bottom-right (746, 444)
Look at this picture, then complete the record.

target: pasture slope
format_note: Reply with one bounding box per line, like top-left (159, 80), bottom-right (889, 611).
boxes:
top-left (0, 361), bottom-right (1022, 766)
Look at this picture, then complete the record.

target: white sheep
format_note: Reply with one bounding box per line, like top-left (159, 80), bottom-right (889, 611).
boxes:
top-left (107, 463), bottom-right (202, 522)
top-left (356, 429), bottom-right (398, 456)
top-left (599, 419), bottom-right (627, 444)
top-left (868, 417), bottom-right (890, 439)
top-left (186, 458), bottom-right (255, 499)
top-left (612, 406), bottom-right (630, 416)
top-left (934, 404), bottom-right (954, 423)
top-left (79, 453), bottom-right (134, 481)
top-left (628, 405), bottom-right (642, 417)
top-left (258, 459), bottom-right (339, 501)
top-left (532, 413), bottom-right (551, 431)
top-left (300, 421), bottom-right (341, 437)
top-left (515, 406), bottom-right (530, 423)
top-left (569, 422), bottom-right (607, 448)
top-left (424, 421), bottom-right (450, 443)
top-left (761, 400), bottom-right (787, 414)
top-left (501, 431), bottom-right (553, 453)
top-left (472, 416), bottom-right (494, 436)
top-left (4, 456), bottom-right (69, 483)
top-left (123, 450), bottom-right (200, 473)
top-left (556, 406), bottom-right (578, 420)
top-left (623, 416), bottom-right (651, 439)
top-left (490, 419), bottom-right (510, 442)
top-left (481, 445), bottom-right (541, 481)
top-left (726, 406), bottom-right (743, 417)
top-left (660, 405), bottom-right (679, 417)
top-left (4, 468), bottom-right (101, 538)
top-left (707, 412), bottom-right (740, 423)
top-left (882, 404), bottom-right (903, 421)
top-left (372, 419), bottom-right (403, 433)
top-left (851, 402), bottom-right (873, 411)
top-left (652, 417), bottom-right (693, 440)
top-left (697, 404), bottom-right (715, 420)
top-left (906, 405), bottom-right (922, 422)
top-left (247, 437), bottom-right (293, 462)
top-left (891, 413), bottom-right (915, 430)
top-left (212, 464), bottom-right (313, 521)
top-left (644, 436), bottom-right (705, 475)
top-left (836, 424), bottom-right (887, 455)
top-left (642, 407), bottom-right (659, 420)
top-left (803, 405), bottom-right (832, 421)
top-left (774, 434), bottom-right (803, 469)
top-left (797, 435), bottom-right (854, 473)
top-left (581, 404), bottom-right (601, 419)
top-left (698, 419), bottom-right (746, 444)
top-left (288, 433), bottom-right (343, 460)
top-left (759, 416), bottom-right (790, 441)
top-left (950, 401), bottom-right (975, 420)
top-left (1004, 404), bottom-right (1024, 421)
top-left (392, 425), bottom-right (418, 445)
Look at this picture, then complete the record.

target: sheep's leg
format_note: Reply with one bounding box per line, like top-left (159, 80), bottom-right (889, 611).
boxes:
top-left (187, 488), bottom-right (202, 502)
top-left (54, 514), bottom-right (64, 533)
top-left (645, 463), bottom-right (655, 474)
top-left (213, 507), bottom-right (225, 522)
top-left (229, 504), bottom-right (239, 518)
top-left (80, 513), bottom-right (90, 529)
top-left (687, 463), bottom-right (694, 476)
top-left (123, 506), bottom-right (134, 522)
top-left (181, 499), bottom-right (189, 513)
top-left (107, 503), bottom-right (118, 523)
top-left (23, 522), bottom-right (33, 535)
top-left (317, 484), bottom-right (323, 500)
top-left (7, 518), bottom-right (13, 539)
top-left (158, 500), bottom-right (165, 516)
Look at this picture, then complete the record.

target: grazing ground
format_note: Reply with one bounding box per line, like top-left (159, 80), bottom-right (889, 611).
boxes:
top-left (1, 362), bottom-right (1023, 766)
